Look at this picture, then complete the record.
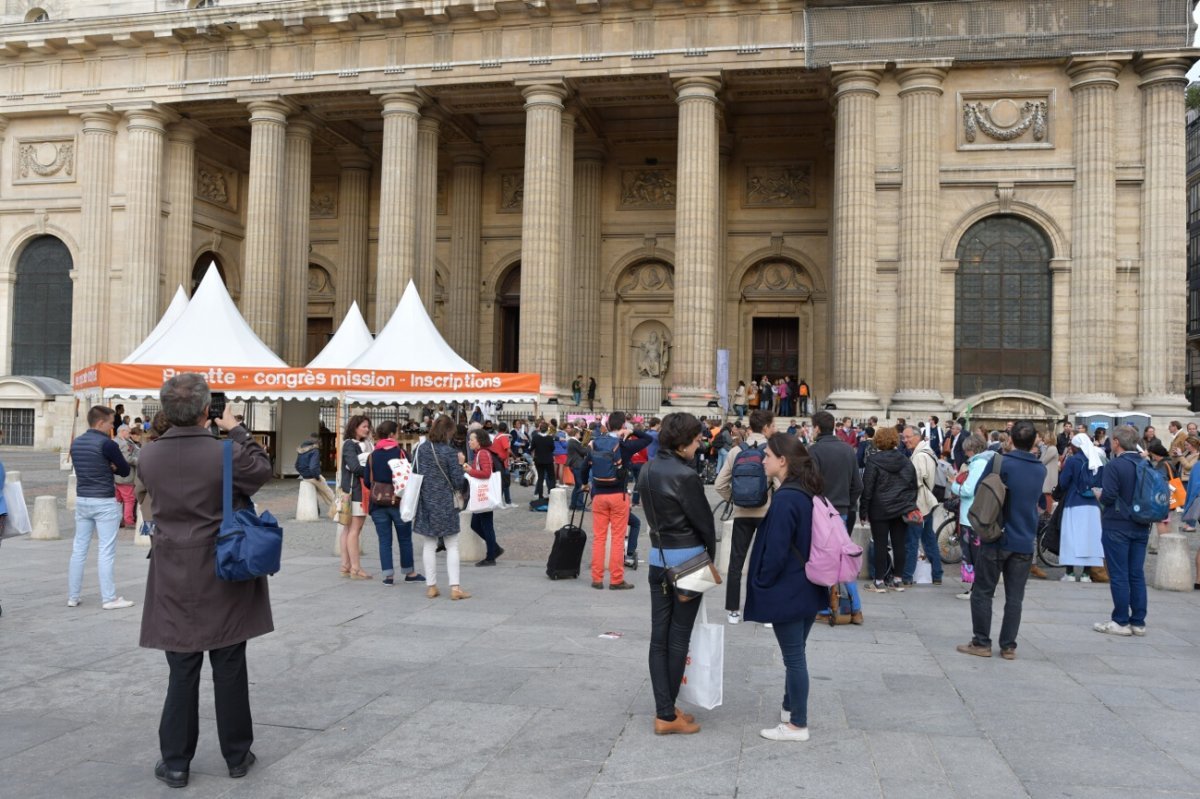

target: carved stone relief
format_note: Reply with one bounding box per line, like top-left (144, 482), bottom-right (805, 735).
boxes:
top-left (741, 260), bottom-right (812, 301)
top-left (617, 259), bottom-right (675, 300)
top-left (619, 167), bottom-right (676, 209)
top-left (958, 92), bottom-right (1053, 150)
top-left (195, 158), bottom-right (238, 211)
top-left (744, 164), bottom-right (813, 207)
top-left (308, 264), bottom-right (333, 298)
top-left (498, 170), bottom-right (523, 213)
top-left (14, 137), bottom-right (75, 184)
top-left (310, 178), bottom-right (338, 218)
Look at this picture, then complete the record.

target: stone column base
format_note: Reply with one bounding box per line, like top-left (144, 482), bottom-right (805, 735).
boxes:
top-left (889, 389), bottom-right (949, 419)
top-left (1131, 394), bottom-right (1192, 420)
top-left (1064, 394), bottom-right (1120, 412)
top-left (822, 389), bottom-right (881, 417)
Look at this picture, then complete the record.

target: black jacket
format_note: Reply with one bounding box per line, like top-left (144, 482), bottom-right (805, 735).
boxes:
top-left (808, 433), bottom-right (863, 516)
top-left (530, 431), bottom-right (556, 464)
top-left (860, 448), bottom-right (918, 521)
top-left (637, 450), bottom-right (716, 557)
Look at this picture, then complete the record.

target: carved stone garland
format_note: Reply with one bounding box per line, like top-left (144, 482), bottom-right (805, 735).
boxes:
top-left (962, 100), bottom-right (1048, 143)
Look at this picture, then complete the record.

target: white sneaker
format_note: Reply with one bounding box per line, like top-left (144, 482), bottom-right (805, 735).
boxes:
top-left (1093, 620), bottom-right (1132, 636)
top-left (66, 598), bottom-right (80, 608)
top-left (760, 723), bottom-right (809, 742)
top-left (1078, 574), bottom-right (1092, 583)
top-left (762, 623), bottom-right (773, 629)
top-left (956, 590), bottom-right (971, 600)
top-left (727, 611), bottom-right (741, 624)
top-left (1060, 574), bottom-right (1075, 582)
top-left (1131, 626), bottom-right (1146, 637)
top-left (102, 597), bottom-right (134, 610)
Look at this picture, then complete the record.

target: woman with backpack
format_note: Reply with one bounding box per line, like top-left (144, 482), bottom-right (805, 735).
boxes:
top-left (859, 427), bottom-right (917, 593)
top-left (339, 415), bottom-right (374, 580)
top-left (1057, 433), bottom-right (1106, 582)
top-left (743, 434), bottom-right (828, 742)
top-left (363, 421), bottom-right (423, 586)
top-left (464, 428), bottom-right (504, 567)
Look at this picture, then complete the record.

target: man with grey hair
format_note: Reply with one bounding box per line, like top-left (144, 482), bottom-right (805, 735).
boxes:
top-left (138, 373), bottom-right (273, 789)
top-left (1094, 424), bottom-right (1151, 637)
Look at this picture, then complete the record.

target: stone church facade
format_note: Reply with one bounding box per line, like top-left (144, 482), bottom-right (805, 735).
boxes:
top-left (0, 0), bottom-right (1195, 426)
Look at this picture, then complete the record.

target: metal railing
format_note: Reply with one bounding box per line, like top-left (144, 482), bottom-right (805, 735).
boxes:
top-left (611, 385), bottom-right (668, 415)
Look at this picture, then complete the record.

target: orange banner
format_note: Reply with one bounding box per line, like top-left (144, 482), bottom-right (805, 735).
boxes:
top-left (72, 363), bottom-right (541, 396)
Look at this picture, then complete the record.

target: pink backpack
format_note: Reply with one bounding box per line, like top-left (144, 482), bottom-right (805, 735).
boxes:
top-left (797, 493), bottom-right (864, 587)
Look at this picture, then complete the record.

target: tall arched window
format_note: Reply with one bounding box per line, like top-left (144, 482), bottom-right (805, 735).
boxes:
top-left (954, 216), bottom-right (1052, 397)
top-left (12, 235), bottom-right (73, 381)
top-left (495, 263), bottom-right (520, 373)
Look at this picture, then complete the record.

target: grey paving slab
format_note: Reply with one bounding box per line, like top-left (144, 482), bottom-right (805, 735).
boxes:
top-left (2, 449), bottom-right (1200, 797)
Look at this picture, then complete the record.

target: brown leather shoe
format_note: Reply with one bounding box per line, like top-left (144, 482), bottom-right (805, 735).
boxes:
top-left (1000, 648), bottom-right (1016, 660)
top-left (956, 642), bottom-right (992, 658)
top-left (450, 585), bottom-right (471, 600)
top-left (1030, 565), bottom-right (1048, 579)
top-left (426, 586), bottom-right (440, 599)
top-left (654, 715), bottom-right (701, 735)
top-left (850, 611), bottom-right (864, 625)
top-left (674, 707), bottom-right (695, 724)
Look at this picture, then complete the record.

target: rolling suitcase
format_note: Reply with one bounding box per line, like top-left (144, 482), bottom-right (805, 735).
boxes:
top-left (547, 504), bottom-right (588, 580)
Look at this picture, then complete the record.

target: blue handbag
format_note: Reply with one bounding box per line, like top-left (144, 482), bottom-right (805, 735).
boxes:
top-left (215, 439), bottom-right (283, 581)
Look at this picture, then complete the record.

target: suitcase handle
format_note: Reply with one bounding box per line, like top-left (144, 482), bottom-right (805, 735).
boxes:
top-left (568, 492), bottom-right (591, 528)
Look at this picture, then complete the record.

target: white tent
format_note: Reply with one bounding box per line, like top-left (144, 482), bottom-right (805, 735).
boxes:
top-left (306, 301), bottom-right (373, 368)
top-left (125, 264), bottom-right (286, 369)
top-left (122, 286), bottom-right (188, 363)
top-left (351, 281), bottom-right (476, 372)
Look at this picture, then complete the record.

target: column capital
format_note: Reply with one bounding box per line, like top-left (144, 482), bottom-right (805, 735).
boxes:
top-left (830, 63), bottom-right (885, 99)
top-left (520, 82), bottom-right (568, 108)
top-left (242, 96), bottom-right (298, 124)
top-left (1066, 56), bottom-right (1130, 91)
top-left (0, 115), bottom-right (10, 136)
top-left (285, 115), bottom-right (319, 141)
top-left (166, 118), bottom-right (206, 144)
top-left (74, 108), bottom-right (122, 133)
top-left (1135, 54), bottom-right (1192, 89)
top-left (574, 141), bottom-right (606, 162)
top-left (336, 145), bottom-right (373, 171)
top-left (671, 74), bottom-right (721, 103)
top-left (895, 60), bottom-right (951, 96)
top-left (448, 143), bottom-right (486, 166)
top-left (378, 91), bottom-right (423, 117)
top-left (124, 105), bottom-right (174, 134)
top-left (417, 114), bottom-right (441, 135)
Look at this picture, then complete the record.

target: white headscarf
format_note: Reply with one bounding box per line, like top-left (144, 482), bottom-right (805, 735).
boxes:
top-left (1072, 433), bottom-right (1105, 474)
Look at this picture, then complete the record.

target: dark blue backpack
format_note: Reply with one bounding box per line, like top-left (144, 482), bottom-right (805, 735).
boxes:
top-left (730, 443), bottom-right (769, 508)
top-left (1120, 457), bottom-right (1170, 525)
top-left (588, 434), bottom-right (623, 488)
top-left (294, 446), bottom-right (321, 479)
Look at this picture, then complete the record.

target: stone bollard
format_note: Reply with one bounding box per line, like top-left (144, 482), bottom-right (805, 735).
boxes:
top-left (4, 470), bottom-right (19, 485)
top-left (296, 480), bottom-right (319, 522)
top-left (457, 510), bottom-right (487, 562)
top-left (717, 518), bottom-right (734, 576)
top-left (134, 504), bottom-right (151, 548)
top-left (66, 473), bottom-right (76, 511)
top-left (544, 487), bottom-right (571, 532)
top-left (1153, 533), bottom-right (1194, 592)
top-left (59, 452), bottom-right (72, 471)
top-left (1148, 528), bottom-right (1159, 555)
top-left (852, 523), bottom-right (872, 580)
top-left (31, 496), bottom-right (60, 540)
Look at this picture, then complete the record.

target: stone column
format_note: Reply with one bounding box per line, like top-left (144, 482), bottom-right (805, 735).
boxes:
top-left (122, 106), bottom-right (170, 357)
top-left (1066, 58), bottom-right (1124, 408)
top-left (72, 109), bottom-right (121, 372)
top-left (375, 92), bottom-right (422, 330)
top-left (557, 109), bottom-right (576, 396)
top-left (163, 121), bottom-right (199, 306)
top-left (335, 147), bottom-right (371, 323)
top-left (715, 133), bottom-right (731, 381)
top-left (671, 74), bottom-right (722, 405)
top-left (281, 117), bottom-right (315, 366)
top-left (826, 65), bottom-right (884, 413)
top-left (241, 98), bottom-right (293, 352)
top-left (891, 62), bottom-right (949, 412)
top-left (572, 145), bottom-right (604, 388)
top-left (1134, 56), bottom-right (1192, 414)
top-left (447, 147), bottom-right (483, 362)
top-left (518, 83), bottom-right (567, 397)
top-left (415, 114), bottom-right (440, 316)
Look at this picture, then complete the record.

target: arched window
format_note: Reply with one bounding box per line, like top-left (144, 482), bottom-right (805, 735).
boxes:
top-left (191, 252), bottom-right (225, 294)
top-left (495, 263), bottom-right (520, 373)
top-left (954, 216), bottom-right (1052, 397)
top-left (12, 235), bottom-right (72, 381)
top-left (190, 0), bottom-right (218, 8)
top-left (25, 8), bottom-right (49, 23)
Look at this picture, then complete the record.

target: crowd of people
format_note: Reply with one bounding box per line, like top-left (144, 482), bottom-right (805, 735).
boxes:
top-left (30, 371), bottom-right (1196, 788)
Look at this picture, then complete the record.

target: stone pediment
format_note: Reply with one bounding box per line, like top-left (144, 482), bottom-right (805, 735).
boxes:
top-left (740, 260), bottom-right (811, 301)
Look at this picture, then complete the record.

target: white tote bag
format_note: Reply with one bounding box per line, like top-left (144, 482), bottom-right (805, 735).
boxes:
top-left (2, 481), bottom-right (31, 536)
top-left (677, 596), bottom-right (725, 710)
top-left (399, 447), bottom-right (424, 523)
top-left (466, 472), bottom-right (502, 513)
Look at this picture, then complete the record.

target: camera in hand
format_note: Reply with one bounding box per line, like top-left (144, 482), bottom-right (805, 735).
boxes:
top-left (208, 392), bottom-right (227, 422)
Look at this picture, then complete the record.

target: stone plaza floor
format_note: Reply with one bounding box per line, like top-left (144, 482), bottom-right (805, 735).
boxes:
top-left (1, 448), bottom-right (1199, 798)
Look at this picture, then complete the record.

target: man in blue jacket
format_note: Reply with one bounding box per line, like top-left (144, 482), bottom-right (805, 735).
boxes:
top-left (958, 420), bottom-right (1045, 660)
top-left (1094, 425), bottom-right (1150, 637)
top-left (68, 405), bottom-right (133, 610)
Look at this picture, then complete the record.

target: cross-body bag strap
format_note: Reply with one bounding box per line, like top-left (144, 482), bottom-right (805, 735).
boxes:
top-left (431, 443), bottom-right (455, 490)
top-left (222, 439), bottom-right (234, 524)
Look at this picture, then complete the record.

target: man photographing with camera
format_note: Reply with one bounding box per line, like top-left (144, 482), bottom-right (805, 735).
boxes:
top-left (138, 373), bottom-right (273, 789)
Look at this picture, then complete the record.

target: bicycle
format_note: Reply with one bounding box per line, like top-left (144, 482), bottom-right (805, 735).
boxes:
top-left (1036, 511), bottom-right (1060, 569)
top-left (935, 502), bottom-right (964, 565)
top-left (712, 498), bottom-right (735, 527)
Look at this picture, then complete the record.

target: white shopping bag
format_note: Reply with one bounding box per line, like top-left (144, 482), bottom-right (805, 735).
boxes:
top-left (466, 472), bottom-right (502, 513)
top-left (914, 558), bottom-right (933, 584)
top-left (3, 481), bottom-right (31, 537)
top-left (677, 596), bottom-right (724, 710)
top-left (399, 447), bottom-right (423, 523)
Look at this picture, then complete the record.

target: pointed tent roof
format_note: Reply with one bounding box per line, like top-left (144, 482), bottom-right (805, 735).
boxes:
top-left (351, 281), bottom-right (476, 372)
top-left (306, 301), bottom-right (374, 368)
top-left (124, 263), bottom-right (286, 367)
top-left (122, 286), bottom-right (189, 363)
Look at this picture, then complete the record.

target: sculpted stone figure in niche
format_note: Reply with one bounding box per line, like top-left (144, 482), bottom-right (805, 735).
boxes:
top-left (197, 167), bottom-right (229, 205)
top-left (500, 172), bottom-right (523, 211)
top-left (636, 329), bottom-right (670, 379)
top-left (620, 168), bottom-right (676, 209)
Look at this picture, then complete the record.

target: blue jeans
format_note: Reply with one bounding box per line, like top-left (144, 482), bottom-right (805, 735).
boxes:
top-left (1101, 527), bottom-right (1149, 627)
top-left (629, 464), bottom-right (642, 506)
top-left (569, 467), bottom-right (587, 510)
top-left (470, 511), bottom-right (499, 560)
top-left (573, 390), bottom-right (581, 405)
top-left (715, 448), bottom-right (730, 475)
top-left (625, 512), bottom-right (641, 556)
top-left (69, 497), bottom-right (122, 602)
top-left (369, 506), bottom-right (415, 577)
top-left (903, 515), bottom-right (943, 582)
top-left (775, 617), bottom-right (816, 728)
